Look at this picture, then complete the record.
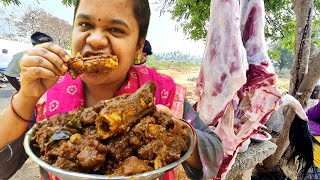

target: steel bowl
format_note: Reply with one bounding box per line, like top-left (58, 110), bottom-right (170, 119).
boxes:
top-left (23, 119), bottom-right (195, 180)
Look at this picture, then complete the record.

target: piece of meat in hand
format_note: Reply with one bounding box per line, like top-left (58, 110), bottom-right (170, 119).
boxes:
top-left (67, 53), bottom-right (118, 79)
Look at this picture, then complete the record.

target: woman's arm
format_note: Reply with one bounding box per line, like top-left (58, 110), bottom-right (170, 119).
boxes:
top-left (307, 102), bottom-right (320, 124)
top-left (0, 93), bottom-right (38, 149)
top-left (0, 110), bottom-right (36, 179)
top-left (182, 99), bottom-right (223, 179)
top-left (0, 133), bottom-right (29, 179)
top-left (0, 42), bottom-right (69, 178)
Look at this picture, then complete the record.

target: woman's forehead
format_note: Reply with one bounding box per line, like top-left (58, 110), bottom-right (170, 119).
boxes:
top-left (76, 0), bottom-right (135, 21)
top-left (77, 0), bottom-right (133, 13)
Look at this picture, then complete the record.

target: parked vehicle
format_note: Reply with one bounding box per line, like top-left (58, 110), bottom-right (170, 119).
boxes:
top-left (0, 68), bottom-right (8, 88)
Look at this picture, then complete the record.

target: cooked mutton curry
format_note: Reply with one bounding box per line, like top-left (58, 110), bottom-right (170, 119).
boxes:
top-left (32, 82), bottom-right (190, 176)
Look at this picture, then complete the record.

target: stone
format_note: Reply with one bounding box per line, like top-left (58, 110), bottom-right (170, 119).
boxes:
top-left (266, 107), bottom-right (284, 133)
top-left (225, 140), bottom-right (277, 180)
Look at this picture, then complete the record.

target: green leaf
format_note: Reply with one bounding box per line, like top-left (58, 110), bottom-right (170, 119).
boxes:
top-left (46, 130), bottom-right (72, 146)
top-left (1, 0), bottom-right (75, 6)
top-left (162, 0), bottom-right (320, 47)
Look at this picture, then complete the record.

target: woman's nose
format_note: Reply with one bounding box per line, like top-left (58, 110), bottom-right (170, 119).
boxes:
top-left (86, 30), bottom-right (108, 50)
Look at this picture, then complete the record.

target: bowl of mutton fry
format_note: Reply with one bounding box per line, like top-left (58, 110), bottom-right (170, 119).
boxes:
top-left (23, 82), bottom-right (195, 180)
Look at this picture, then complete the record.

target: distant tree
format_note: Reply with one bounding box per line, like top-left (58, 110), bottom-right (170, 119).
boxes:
top-left (3, 6), bottom-right (72, 49)
top-left (153, 50), bottom-right (202, 63)
top-left (0, 7), bottom-right (16, 38)
top-left (269, 43), bottom-right (294, 72)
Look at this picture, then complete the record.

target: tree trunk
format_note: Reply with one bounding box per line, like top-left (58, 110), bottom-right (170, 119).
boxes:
top-left (289, 0), bottom-right (313, 95)
top-left (264, 45), bottom-right (319, 169)
top-left (263, 0), bottom-right (314, 169)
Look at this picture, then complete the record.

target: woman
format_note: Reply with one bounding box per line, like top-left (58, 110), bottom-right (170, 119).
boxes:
top-left (295, 102), bottom-right (320, 179)
top-left (0, 0), bottom-right (223, 179)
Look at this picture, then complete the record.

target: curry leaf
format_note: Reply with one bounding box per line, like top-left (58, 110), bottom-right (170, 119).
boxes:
top-left (46, 130), bottom-right (72, 146)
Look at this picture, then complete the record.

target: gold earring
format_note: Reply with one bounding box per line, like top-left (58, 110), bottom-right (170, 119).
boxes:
top-left (134, 53), bottom-right (142, 65)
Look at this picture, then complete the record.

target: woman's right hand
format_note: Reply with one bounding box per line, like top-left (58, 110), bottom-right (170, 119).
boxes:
top-left (19, 42), bottom-right (70, 99)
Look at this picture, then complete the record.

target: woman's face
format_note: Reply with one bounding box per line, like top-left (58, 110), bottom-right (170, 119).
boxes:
top-left (72, 0), bottom-right (143, 85)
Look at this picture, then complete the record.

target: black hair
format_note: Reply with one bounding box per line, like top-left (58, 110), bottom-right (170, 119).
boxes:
top-left (143, 40), bottom-right (152, 55)
top-left (73, 0), bottom-right (150, 42)
top-left (289, 114), bottom-right (320, 177)
top-left (252, 171), bottom-right (290, 180)
top-left (2, 49), bottom-right (8, 54)
top-left (311, 85), bottom-right (320, 99)
top-left (31, 32), bottom-right (53, 46)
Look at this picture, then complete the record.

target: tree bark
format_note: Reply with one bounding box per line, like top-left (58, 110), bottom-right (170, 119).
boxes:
top-left (263, 0), bottom-right (314, 169)
top-left (264, 44), bottom-right (319, 169)
top-left (289, 0), bottom-right (313, 95)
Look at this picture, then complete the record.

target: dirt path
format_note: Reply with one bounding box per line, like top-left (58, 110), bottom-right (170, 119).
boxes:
top-left (157, 67), bottom-right (200, 103)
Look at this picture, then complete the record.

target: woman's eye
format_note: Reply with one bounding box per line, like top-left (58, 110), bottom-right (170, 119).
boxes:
top-left (109, 28), bottom-right (124, 34)
top-left (79, 22), bottom-right (92, 29)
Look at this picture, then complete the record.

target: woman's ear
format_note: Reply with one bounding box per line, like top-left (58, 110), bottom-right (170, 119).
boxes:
top-left (137, 38), bottom-right (146, 52)
top-left (133, 38), bottom-right (146, 65)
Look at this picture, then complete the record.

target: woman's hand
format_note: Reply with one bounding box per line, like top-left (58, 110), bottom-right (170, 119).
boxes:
top-left (156, 104), bottom-right (202, 170)
top-left (19, 42), bottom-right (70, 99)
top-left (155, 104), bottom-right (175, 117)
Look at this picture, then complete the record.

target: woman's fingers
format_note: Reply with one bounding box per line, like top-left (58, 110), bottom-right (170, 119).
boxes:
top-left (22, 42), bottom-right (70, 75)
top-left (36, 42), bottom-right (70, 63)
top-left (21, 55), bottom-right (63, 76)
top-left (156, 104), bottom-right (175, 117)
top-left (22, 66), bottom-right (60, 80)
top-left (18, 43), bottom-right (69, 99)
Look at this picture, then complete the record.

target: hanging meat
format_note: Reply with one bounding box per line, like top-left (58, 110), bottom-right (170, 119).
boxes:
top-left (67, 53), bottom-right (118, 79)
top-left (195, 0), bottom-right (307, 179)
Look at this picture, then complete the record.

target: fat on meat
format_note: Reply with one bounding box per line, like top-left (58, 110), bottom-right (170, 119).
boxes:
top-left (195, 0), bottom-right (248, 126)
top-left (195, 0), bottom-right (307, 179)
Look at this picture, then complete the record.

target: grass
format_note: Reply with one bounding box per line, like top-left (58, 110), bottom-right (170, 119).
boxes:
top-left (145, 57), bottom-right (200, 71)
top-left (275, 68), bottom-right (290, 93)
top-left (146, 58), bottom-right (291, 93)
top-left (277, 78), bottom-right (290, 93)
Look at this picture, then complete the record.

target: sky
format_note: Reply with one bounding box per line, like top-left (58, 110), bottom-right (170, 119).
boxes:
top-left (0, 0), bottom-right (206, 56)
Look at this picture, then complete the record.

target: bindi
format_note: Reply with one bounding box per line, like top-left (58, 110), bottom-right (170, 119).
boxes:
top-left (99, 19), bottom-right (101, 21)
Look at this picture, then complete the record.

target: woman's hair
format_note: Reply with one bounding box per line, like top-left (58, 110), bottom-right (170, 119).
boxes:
top-left (289, 115), bottom-right (320, 177)
top-left (311, 85), bottom-right (320, 99)
top-left (73, 0), bottom-right (150, 42)
top-left (143, 40), bottom-right (152, 55)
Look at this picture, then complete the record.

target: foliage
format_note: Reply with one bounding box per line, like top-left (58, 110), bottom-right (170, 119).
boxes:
top-left (1, 6), bottom-right (72, 49)
top-left (0, 0), bottom-right (20, 6)
top-left (164, 0), bottom-right (320, 52)
top-left (269, 42), bottom-right (294, 71)
top-left (170, 0), bottom-right (210, 41)
top-left (0, 0), bottom-right (75, 6)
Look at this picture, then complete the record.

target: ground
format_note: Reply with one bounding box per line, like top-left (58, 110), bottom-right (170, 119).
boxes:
top-left (1, 66), bottom-right (291, 179)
